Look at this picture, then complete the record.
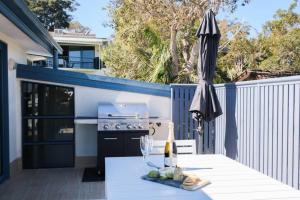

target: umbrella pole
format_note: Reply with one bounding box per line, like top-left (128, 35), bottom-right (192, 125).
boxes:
top-left (196, 132), bottom-right (202, 154)
top-left (197, 119), bottom-right (204, 154)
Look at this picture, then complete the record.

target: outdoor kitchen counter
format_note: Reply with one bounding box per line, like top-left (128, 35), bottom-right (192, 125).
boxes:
top-left (74, 116), bottom-right (98, 125)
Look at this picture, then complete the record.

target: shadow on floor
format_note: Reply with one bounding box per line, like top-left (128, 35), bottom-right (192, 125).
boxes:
top-left (0, 168), bottom-right (106, 200)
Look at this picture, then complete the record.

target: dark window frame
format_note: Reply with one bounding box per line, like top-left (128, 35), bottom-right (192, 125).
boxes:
top-left (60, 45), bottom-right (96, 69)
top-left (0, 41), bottom-right (9, 183)
top-left (21, 81), bottom-right (75, 169)
top-left (22, 82), bottom-right (75, 117)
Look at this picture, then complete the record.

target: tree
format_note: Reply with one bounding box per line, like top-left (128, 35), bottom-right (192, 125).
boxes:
top-left (103, 0), bottom-right (250, 84)
top-left (102, 25), bottom-right (172, 83)
top-left (68, 21), bottom-right (91, 33)
top-left (215, 0), bottom-right (300, 81)
top-left (258, 0), bottom-right (300, 71)
top-left (26, 0), bottom-right (79, 31)
top-left (217, 20), bottom-right (258, 81)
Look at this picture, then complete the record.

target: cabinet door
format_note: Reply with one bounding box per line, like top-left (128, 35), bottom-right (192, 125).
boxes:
top-left (124, 132), bottom-right (148, 156)
top-left (99, 133), bottom-right (124, 157)
top-left (98, 133), bottom-right (124, 175)
top-left (23, 144), bottom-right (74, 169)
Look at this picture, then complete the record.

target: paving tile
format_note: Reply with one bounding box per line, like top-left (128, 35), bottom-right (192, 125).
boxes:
top-left (0, 168), bottom-right (106, 200)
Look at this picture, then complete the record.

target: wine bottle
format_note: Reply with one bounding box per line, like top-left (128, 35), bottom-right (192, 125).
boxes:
top-left (164, 140), bottom-right (170, 167)
top-left (172, 140), bottom-right (177, 167)
top-left (164, 122), bottom-right (175, 168)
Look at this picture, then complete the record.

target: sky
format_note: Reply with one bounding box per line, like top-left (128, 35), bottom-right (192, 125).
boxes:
top-left (73, 0), bottom-right (299, 39)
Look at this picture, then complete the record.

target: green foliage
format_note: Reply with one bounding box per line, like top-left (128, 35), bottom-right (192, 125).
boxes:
top-left (104, 0), bottom-right (299, 83)
top-left (217, 21), bottom-right (258, 80)
top-left (26, 0), bottom-right (79, 31)
top-left (217, 0), bottom-right (300, 81)
top-left (258, 0), bottom-right (300, 72)
top-left (102, 25), bottom-right (172, 83)
top-left (103, 0), bottom-right (250, 84)
top-left (68, 21), bottom-right (91, 33)
top-left (142, 27), bottom-right (172, 83)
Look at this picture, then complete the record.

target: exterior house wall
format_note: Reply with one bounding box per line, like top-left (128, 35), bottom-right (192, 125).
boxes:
top-left (16, 79), bottom-right (171, 158)
top-left (57, 42), bottom-right (108, 76)
top-left (0, 32), bottom-right (26, 163)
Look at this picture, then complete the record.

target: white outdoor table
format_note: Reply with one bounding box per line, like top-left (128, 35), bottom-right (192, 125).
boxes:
top-left (105, 154), bottom-right (300, 200)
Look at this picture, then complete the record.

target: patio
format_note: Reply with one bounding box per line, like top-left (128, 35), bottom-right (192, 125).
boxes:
top-left (0, 168), bottom-right (105, 200)
top-left (0, 1), bottom-right (300, 199)
top-left (1, 153), bottom-right (300, 200)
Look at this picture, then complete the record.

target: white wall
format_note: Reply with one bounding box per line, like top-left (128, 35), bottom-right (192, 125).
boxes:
top-left (0, 32), bottom-right (27, 163)
top-left (74, 86), bottom-right (171, 156)
top-left (74, 86), bottom-right (170, 118)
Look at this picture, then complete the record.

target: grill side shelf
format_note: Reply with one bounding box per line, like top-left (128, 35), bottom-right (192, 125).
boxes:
top-left (74, 116), bottom-right (98, 125)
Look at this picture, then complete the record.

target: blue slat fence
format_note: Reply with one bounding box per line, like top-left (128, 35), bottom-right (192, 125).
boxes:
top-left (171, 84), bottom-right (215, 154)
top-left (171, 75), bottom-right (300, 190)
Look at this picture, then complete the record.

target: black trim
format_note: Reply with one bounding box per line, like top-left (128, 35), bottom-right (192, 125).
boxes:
top-left (0, 41), bottom-right (9, 184)
top-left (23, 116), bottom-right (75, 119)
top-left (0, 0), bottom-right (62, 54)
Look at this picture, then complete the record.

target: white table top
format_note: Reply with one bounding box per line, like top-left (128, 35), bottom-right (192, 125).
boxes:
top-left (105, 155), bottom-right (300, 200)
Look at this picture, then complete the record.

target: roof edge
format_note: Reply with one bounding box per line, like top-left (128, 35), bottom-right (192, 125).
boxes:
top-left (16, 64), bottom-right (171, 97)
top-left (0, 0), bottom-right (62, 54)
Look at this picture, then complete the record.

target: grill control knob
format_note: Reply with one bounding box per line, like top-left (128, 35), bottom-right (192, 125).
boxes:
top-left (138, 124), bottom-right (143, 129)
top-left (115, 124), bottom-right (121, 129)
top-left (103, 124), bottom-right (109, 130)
top-left (127, 124), bottom-right (133, 129)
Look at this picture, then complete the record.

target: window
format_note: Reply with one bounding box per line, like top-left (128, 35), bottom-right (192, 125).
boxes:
top-left (22, 83), bottom-right (74, 116)
top-left (22, 82), bottom-right (75, 169)
top-left (23, 119), bottom-right (74, 142)
top-left (68, 46), bottom-right (95, 69)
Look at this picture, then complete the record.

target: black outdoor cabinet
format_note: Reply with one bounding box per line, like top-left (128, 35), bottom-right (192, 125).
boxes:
top-left (22, 82), bottom-right (75, 169)
top-left (97, 131), bottom-right (148, 177)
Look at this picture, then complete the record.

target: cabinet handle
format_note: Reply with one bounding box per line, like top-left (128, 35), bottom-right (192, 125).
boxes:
top-left (131, 138), bottom-right (140, 140)
top-left (104, 137), bottom-right (118, 140)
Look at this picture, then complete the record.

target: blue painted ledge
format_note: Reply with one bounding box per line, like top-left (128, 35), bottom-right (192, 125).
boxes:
top-left (16, 65), bottom-right (171, 97)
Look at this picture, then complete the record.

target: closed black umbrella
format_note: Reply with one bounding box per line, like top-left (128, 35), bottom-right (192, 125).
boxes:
top-left (189, 9), bottom-right (222, 133)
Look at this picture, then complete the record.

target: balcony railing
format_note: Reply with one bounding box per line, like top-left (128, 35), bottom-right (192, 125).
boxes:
top-left (58, 56), bottom-right (106, 70)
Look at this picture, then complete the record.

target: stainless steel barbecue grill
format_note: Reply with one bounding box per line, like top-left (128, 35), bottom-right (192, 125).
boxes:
top-left (97, 103), bottom-right (150, 178)
top-left (97, 103), bottom-right (149, 131)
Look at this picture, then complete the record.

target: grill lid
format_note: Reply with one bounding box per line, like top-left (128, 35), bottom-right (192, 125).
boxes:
top-left (98, 103), bottom-right (149, 119)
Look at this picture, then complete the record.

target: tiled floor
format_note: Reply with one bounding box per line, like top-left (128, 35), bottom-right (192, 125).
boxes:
top-left (0, 168), bottom-right (106, 200)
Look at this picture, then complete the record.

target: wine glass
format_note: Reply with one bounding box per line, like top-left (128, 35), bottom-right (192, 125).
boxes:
top-left (148, 135), bottom-right (154, 154)
top-left (140, 136), bottom-right (149, 162)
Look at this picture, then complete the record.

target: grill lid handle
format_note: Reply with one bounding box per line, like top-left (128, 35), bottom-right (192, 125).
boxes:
top-left (107, 114), bottom-right (140, 118)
